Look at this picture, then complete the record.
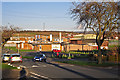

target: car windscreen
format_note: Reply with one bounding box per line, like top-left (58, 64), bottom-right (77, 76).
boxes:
top-left (4, 55), bottom-right (10, 57)
top-left (12, 55), bottom-right (20, 57)
top-left (36, 55), bottom-right (43, 57)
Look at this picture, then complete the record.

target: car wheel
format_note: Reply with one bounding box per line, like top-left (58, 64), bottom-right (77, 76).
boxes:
top-left (44, 59), bottom-right (46, 62)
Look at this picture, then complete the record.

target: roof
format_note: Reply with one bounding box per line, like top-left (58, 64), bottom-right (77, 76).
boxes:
top-left (3, 53), bottom-right (10, 55)
top-left (11, 53), bottom-right (20, 55)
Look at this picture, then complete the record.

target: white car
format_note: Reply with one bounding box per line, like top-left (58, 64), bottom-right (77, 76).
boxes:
top-left (9, 54), bottom-right (22, 63)
top-left (2, 53), bottom-right (10, 62)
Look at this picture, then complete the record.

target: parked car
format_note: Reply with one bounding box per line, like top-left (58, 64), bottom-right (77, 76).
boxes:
top-left (9, 54), bottom-right (22, 63)
top-left (2, 53), bottom-right (10, 62)
top-left (33, 54), bottom-right (46, 62)
top-left (52, 49), bottom-right (61, 53)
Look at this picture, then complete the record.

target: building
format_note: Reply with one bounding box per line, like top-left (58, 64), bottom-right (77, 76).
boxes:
top-left (5, 31), bottom-right (110, 52)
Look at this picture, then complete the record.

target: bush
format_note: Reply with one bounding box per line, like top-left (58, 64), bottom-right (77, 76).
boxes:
top-left (109, 55), bottom-right (116, 61)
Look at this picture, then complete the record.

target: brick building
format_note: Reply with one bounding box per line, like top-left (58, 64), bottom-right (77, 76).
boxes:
top-left (8, 31), bottom-right (109, 51)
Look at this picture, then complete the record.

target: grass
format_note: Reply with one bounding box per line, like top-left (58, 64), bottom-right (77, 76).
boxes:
top-left (19, 49), bottom-right (35, 52)
top-left (1, 63), bottom-right (17, 69)
top-left (61, 51), bottom-right (94, 54)
top-left (5, 47), bottom-right (18, 52)
top-left (5, 47), bottom-right (36, 52)
top-left (57, 60), bottom-right (118, 67)
top-left (109, 40), bottom-right (119, 42)
top-left (108, 45), bottom-right (119, 48)
top-left (22, 56), bottom-right (34, 59)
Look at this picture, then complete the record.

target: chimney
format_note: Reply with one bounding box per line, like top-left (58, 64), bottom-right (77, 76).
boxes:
top-left (50, 34), bottom-right (52, 42)
top-left (59, 32), bottom-right (61, 43)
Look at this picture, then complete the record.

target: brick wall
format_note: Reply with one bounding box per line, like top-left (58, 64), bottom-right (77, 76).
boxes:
top-left (41, 45), bottom-right (51, 51)
top-left (102, 40), bottom-right (108, 46)
top-left (16, 43), bottom-right (33, 50)
top-left (66, 44), bottom-right (82, 51)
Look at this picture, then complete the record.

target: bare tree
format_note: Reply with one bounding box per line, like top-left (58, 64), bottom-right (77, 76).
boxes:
top-left (1, 25), bottom-right (20, 47)
top-left (70, 2), bottom-right (119, 64)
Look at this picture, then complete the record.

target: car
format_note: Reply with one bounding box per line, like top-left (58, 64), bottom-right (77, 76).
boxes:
top-left (52, 49), bottom-right (61, 53)
top-left (33, 54), bottom-right (46, 62)
top-left (9, 54), bottom-right (22, 63)
top-left (2, 53), bottom-right (10, 62)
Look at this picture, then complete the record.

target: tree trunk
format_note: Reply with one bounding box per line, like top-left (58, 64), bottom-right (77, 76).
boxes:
top-left (98, 45), bottom-right (102, 64)
top-left (96, 37), bottom-right (103, 64)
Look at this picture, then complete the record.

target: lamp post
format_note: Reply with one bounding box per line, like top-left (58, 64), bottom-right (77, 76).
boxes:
top-left (18, 33), bottom-right (20, 54)
top-left (68, 38), bottom-right (71, 59)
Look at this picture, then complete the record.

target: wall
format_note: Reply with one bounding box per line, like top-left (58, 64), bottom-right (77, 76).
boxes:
top-left (16, 42), bottom-right (33, 50)
top-left (65, 44), bottom-right (82, 51)
top-left (4, 43), bottom-right (16, 47)
top-left (41, 45), bottom-right (51, 51)
top-left (34, 44), bottom-right (63, 51)
top-left (65, 44), bottom-right (95, 51)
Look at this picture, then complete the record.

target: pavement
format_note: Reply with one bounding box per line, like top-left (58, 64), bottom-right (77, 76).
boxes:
top-left (2, 69), bottom-right (20, 80)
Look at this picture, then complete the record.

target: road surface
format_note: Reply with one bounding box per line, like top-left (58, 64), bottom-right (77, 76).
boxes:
top-left (8, 58), bottom-right (119, 80)
top-left (2, 51), bottom-right (119, 80)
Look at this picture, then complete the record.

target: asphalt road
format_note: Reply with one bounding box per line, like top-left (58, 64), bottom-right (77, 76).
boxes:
top-left (8, 57), bottom-right (119, 80)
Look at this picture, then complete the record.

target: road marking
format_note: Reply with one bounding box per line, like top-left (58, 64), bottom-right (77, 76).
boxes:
top-left (42, 65), bottom-right (47, 67)
top-left (30, 75), bottom-right (40, 79)
top-left (30, 72), bottom-right (50, 79)
top-left (59, 65), bottom-right (64, 66)
top-left (8, 63), bottom-right (10, 65)
top-left (20, 65), bottom-right (26, 68)
top-left (49, 65), bottom-right (54, 67)
top-left (32, 65), bottom-right (39, 68)
top-left (36, 64), bottom-right (47, 67)
top-left (17, 67), bottom-right (20, 69)
top-left (70, 65), bottom-right (74, 66)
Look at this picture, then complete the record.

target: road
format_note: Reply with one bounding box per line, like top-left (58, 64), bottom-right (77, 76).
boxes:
top-left (8, 54), bottom-right (119, 80)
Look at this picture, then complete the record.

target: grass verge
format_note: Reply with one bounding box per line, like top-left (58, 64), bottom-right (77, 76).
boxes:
top-left (57, 61), bottom-right (119, 67)
top-left (5, 47), bottom-right (36, 52)
top-left (22, 56), bottom-right (34, 59)
top-left (1, 63), bottom-right (17, 69)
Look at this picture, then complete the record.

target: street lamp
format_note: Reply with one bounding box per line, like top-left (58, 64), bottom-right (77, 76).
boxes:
top-left (68, 38), bottom-right (71, 59)
top-left (18, 33), bottom-right (20, 54)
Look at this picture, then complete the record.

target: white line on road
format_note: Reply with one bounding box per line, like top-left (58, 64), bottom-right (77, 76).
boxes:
top-left (8, 63), bottom-right (10, 65)
top-left (32, 65), bottom-right (39, 68)
top-left (59, 65), bottom-right (64, 66)
top-left (42, 65), bottom-right (47, 67)
top-left (70, 65), bottom-right (74, 66)
top-left (20, 65), bottom-right (26, 68)
top-left (30, 72), bottom-right (50, 80)
top-left (30, 75), bottom-right (40, 79)
top-left (36, 64), bottom-right (47, 67)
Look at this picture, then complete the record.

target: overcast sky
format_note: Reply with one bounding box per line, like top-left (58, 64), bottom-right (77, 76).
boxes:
top-left (2, 2), bottom-right (82, 31)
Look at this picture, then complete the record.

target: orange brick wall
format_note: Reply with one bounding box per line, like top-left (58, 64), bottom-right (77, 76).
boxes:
top-left (102, 40), bottom-right (108, 46)
top-left (41, 45), bottom-right (51, 51)
top-left (34, 44), bottom-right (63, 51)
top-left (16, 43), bottom-right (33, 50)
top-left (66, 44), bottom-right (82, 51)
top-left (65, 44), bottom-right (95, 51)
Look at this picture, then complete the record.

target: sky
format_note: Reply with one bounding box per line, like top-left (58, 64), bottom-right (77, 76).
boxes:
top-left (2, 2), bottom-right (81, 31)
